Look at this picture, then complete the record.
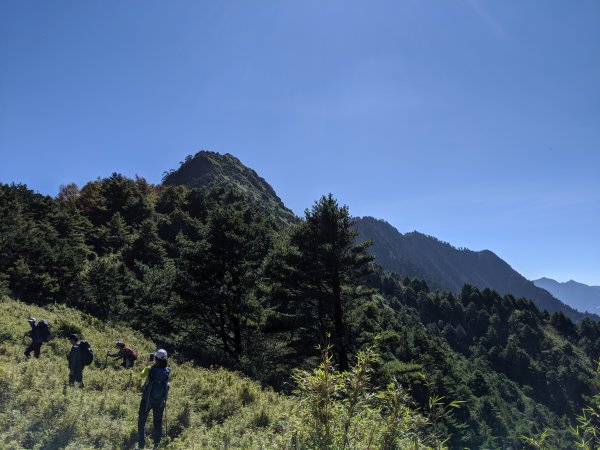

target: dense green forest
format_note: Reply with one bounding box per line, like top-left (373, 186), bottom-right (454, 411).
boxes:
top-left (1, 156), bottom-right (600, 448)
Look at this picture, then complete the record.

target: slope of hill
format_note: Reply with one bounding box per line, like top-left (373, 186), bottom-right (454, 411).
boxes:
top-left (533, 277), bottom-right (600, 314)
top-left (0, 296), bottom-right (451, 450)
top-left (162, 151), bottom-right (297, 228)
top-left (0, 296), bottom-right (293, 450)
top-left (354, 216), bottom-right (596, 322)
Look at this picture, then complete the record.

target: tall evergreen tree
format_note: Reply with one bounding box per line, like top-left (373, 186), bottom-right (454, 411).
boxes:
top-left (49, 200), bottom-right (93, 305)
top-left (268, 194), bottom-right (373, 371)
top-left (80, 254), bottom-right (129, 321)
top-left (174, 202), bottom-right (273, 361)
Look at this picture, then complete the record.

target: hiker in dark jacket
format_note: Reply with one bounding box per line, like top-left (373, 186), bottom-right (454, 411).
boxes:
top-left (138, 349), bottom-right (170, 449)
top-left (24, 317), bottom-right (50, 358)
top-left (107, 341), bottom-right (136, 368)
top-left (67, 333), bottom-right (84, 388)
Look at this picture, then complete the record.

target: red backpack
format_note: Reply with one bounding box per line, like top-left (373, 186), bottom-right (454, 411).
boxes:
top-left (124, 347), bottom-right (138, 360)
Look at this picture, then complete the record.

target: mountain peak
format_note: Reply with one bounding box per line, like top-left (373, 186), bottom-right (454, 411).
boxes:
top-left (163, 151), bottom-right (297, 227)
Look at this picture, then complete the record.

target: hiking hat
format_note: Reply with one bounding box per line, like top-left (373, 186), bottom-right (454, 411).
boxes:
top-left (68, 333), bottom-right (78, 341)
top-left (28, 317), bottom-right (36, 323)
top-left (116, 341), bottom-right (125, 348)
top-left (154, 349), bottom-right (168, 360)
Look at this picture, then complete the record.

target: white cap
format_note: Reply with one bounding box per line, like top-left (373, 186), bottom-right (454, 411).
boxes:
top-left (155, 349), bottom-right (168, 360)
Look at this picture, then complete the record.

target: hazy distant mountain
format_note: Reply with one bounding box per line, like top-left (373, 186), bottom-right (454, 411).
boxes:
top-left (533, 277), bottom-right (600, 314)
top-left (163, 151), bottom-right (297, 227)
top-left (354, 216), bottom-right (597, 322)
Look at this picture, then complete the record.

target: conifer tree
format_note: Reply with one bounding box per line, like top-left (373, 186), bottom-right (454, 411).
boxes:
top-left (175, 202), bottom-right (273, 360)
top-left (269, 194), bottom-right (373, 371)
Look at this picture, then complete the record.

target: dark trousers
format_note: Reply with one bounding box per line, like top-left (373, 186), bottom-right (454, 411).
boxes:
top-left (138, 395), bottom-right (165, 449)
top-left (25, 341), bottom-right (42, 358)
top-left (69, 368), bottom-right (84, 387)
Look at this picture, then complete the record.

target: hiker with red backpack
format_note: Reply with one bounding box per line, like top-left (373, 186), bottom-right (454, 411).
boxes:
top-left (107, 341), bottom-right (137, 368)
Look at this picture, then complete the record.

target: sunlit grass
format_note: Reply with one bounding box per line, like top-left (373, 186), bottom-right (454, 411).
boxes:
top-left (0, 296), bottom-right (293, 449)
top-left (0, 296), bottom-right (455, 449)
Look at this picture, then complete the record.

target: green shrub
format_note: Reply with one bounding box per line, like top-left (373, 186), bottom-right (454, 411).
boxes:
top-left (289, 342), bottom-right (458, 449)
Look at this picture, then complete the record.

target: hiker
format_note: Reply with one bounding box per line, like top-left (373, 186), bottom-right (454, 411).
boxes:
top-left (138, 349), bottom-right (170, 449)
top-left (107, 341), bottom-right (137, 368)
top-left (66, 333), bottom-right (94, 387)
top-left (24, 317), bottom-right (50, 358)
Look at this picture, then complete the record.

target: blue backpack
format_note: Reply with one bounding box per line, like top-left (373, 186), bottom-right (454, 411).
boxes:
top-left (148, 366), bottom-right (170, 401)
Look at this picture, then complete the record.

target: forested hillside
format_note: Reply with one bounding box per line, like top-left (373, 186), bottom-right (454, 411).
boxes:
top-left (354, 216), bottom-right (595, 322)
top-left (1, 157), bottom-right (600, 448)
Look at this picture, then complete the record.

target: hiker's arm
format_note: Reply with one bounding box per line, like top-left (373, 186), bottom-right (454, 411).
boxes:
top-left (107, 348), bottom-right (122, 359)
top-left (139, 366), bottom-right (150, 388)
top-left (164, 374), bottom-right (171, 403)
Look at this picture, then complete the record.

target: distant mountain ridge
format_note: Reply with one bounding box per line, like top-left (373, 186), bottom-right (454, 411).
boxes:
top-left (163, 151), bottom-right (297, 227)
top-left (533, 277), bottom-right (600, 314)
top-left (354, 216), bottom-right (597, 322)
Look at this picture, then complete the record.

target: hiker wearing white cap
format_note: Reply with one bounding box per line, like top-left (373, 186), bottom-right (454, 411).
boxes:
top-left (137, 349), bottom-right (170, 449)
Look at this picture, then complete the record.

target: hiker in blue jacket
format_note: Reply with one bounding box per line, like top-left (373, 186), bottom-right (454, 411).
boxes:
top-left (138, 349), bottom-right (170, 449)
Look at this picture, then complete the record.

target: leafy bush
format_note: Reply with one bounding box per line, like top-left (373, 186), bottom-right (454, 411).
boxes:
top-left (289, 342), bottom-right (459, 449)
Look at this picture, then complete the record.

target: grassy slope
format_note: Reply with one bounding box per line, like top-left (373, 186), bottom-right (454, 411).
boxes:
top-left (0, 297), bottom-right (294, 450)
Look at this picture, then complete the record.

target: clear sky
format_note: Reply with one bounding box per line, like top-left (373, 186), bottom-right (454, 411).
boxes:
top-left (1, 1), bottom-right (599, 285)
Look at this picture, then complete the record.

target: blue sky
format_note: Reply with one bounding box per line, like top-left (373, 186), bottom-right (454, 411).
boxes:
top-left (1, 1), bottom-right (599, 285)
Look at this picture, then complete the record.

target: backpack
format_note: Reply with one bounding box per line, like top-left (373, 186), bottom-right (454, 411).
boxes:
top-left (36, 320), bottom-right (51, 342)
top-left (79, 340), bottom-right (94, 366)
top-left (148, 366), bottom-right (170, 401)
top-left (124, 347), bottom-right (138, 361)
